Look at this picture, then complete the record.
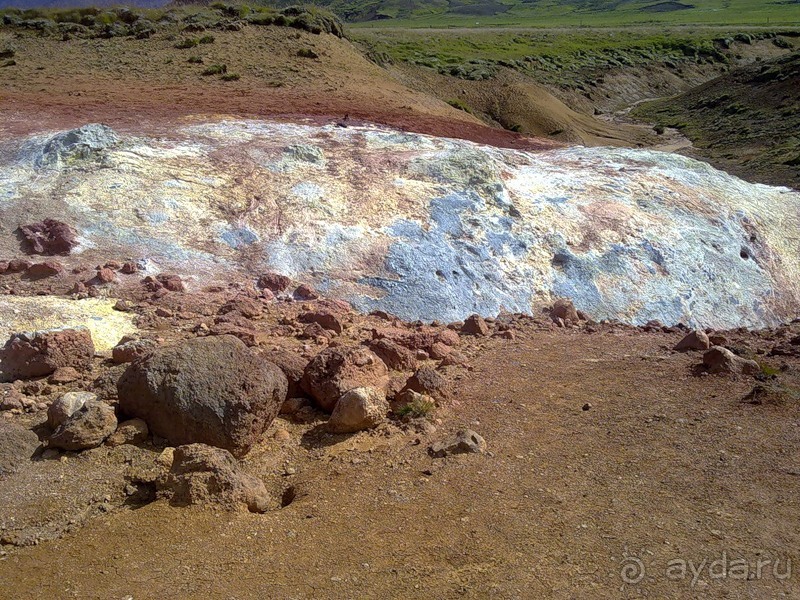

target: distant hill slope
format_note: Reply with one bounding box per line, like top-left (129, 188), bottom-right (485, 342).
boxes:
top-left (1, 0), bottom-right (799, 25)
top-left (270, 0), bottom-right (800, 25)
top-left (634, 51), bottom-right (800, 189)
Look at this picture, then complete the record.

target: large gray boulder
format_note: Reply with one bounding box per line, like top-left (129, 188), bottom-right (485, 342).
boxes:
top-left (117, 335), bottom-right (287, 457)
top-left (35, 123), bottom-right (119, 169)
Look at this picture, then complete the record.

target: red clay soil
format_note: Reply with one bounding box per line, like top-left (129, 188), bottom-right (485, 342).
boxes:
top-left (2, 85), bottom-right (556, 151)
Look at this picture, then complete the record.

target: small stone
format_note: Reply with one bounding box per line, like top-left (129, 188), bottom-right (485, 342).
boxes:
top-left (8, 259), bottom-right (32, 273)
top-left (0, 326), bottom-right (95, 382)
top-left (703, 346), bottom-right (760, 376)
top-left (550, 298), bottom-right (581, 323)
top-left (402, 367), bottom-right (452, 402)
top-left (264, 350), bottom-right (308, 399)
top-left (18, 219), bottom-right (77, 255)
top-left (280, 397), bottom-right (311, 416)
top-left (112, 339), bottom-right (156, 365)
top-left (368, 338), bottom-right (418, 371)
top-left (0, 422), bottom-right (40, 476)
top-left (256, 272), bottom-right (291, 293)
top-left (461, 314), bottom-right (489, 336)
top-left (157, 273), bottom-right (185, 292)
top-left (328, 387), bottom-right (389, 433)
top-left (440, 350), bottom-right (468, 367)
top-left (48, 399), bottom-right (117, 451)
top-left (428, 429), bottom-right (486, 458)
top-left (0, 384), bottom-right (23, 411)
top-left (27, 261), bottom-right (63, 278)
top-left (105, 418), bottom-right (149, 447)
top-left (48, 366), bottom-right (81, 384)
top-left (156, 447), bottom-right (175, 468)
top-left (582, 402), bottom-right (592, 411)
top-left (156, 443), bottom-right (273, 513)
top-left (47, 391), bottom-right (96, 429)
top-left (41, 448), bottom-right (60, 460)
top-left (95, 268), bottom-right (116, 284)
top-left (120, 262), bottom-right (139, 275)
top-left (299, 310), bottom-right (343, 334)
top-left (708, 334), bottom-right (728, 346)
top-left (674, 330), bottom-right (711, 351)
top-left (294, 284), bottom-right (319, 300)
top-left (273, 428), bottom-right (291, 442)
top-left (218, 297), bottom-right (262, 319)
top-left (301, 346), bottom-right (389, 412)
top-left (113, 300), bottom-right (131, 312)
top-left (428, 342), bottom-right (451, 360)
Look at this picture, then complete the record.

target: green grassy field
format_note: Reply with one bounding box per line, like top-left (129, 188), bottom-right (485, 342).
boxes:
top-left (353, 25), bottom-right (799, 84)
top-left (319, 0), bottom-right (800, 28)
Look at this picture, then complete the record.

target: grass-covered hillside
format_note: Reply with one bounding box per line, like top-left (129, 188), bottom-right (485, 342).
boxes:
top-left (634, 50), bottom-right (800, 188)
top-left (0, 2), bottom-right (345, 38)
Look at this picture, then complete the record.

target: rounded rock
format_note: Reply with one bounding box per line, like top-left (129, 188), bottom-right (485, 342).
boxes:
top-left (117, 335), bottom-right (288, 457)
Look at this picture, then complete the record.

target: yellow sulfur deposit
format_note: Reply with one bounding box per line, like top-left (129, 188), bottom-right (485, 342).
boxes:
top-left (0, 296), bottom-right (137, 352)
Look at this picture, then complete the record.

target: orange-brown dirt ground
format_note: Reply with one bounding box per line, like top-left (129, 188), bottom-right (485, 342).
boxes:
top-left (0, 267), bottom-right (798, 599)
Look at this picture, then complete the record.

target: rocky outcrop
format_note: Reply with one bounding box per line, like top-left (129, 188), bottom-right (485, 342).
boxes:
top-left (0, 327), bottom-right (95, 382)
top-left (674, 330), bottom-right (711, 351)
top-left (117, 335), bottom-right (287, 456)
top-left (17, 219), bottom-right (77, 255)
top-left (3, 121), bottom-right (798, 328)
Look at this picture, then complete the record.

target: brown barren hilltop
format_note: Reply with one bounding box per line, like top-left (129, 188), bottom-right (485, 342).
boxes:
top-left (0, 24), bottom-right (559, 150)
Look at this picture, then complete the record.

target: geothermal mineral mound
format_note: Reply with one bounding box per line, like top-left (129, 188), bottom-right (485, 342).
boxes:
top-left (2, 120), bottom-right (798, 328)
